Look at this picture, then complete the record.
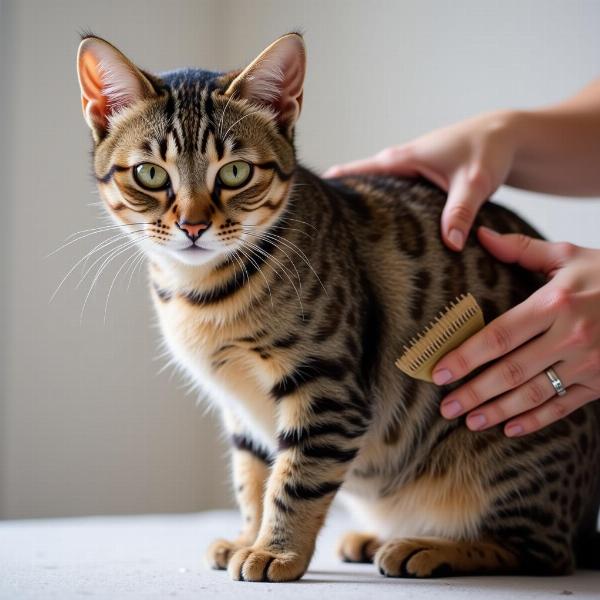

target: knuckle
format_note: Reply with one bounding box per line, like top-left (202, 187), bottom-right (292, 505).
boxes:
top-left (452, 351), bottom-right (472, 376)
top-left (548, 287), bottom-right (575, 312)
top-left (514, 233), bottom-right (533, 254)
top-left (500, 360), bottom-right (526, 388)
top-left (487, 403), bottom-right (505, 424)
top-left (378, 147), bottom-right (400, 163)
top-left (551, 401), bottom-right (569, 421)
top-left (525, 380), bottom-right (547, 407)
top-left (464, 384), bottom-right (483, 409)
top-left (556, 241), bottom-right (578, 260)
top-left (484, 324), bottom-right (512, 355)
top-left (466, 163), bottom-right (492, 195)
top-left (448, 203), bottom-right (475, 226)
top-left (568, 319), bottom-right (595, 349)
top-left (585, 348), bottom-right (600, 372)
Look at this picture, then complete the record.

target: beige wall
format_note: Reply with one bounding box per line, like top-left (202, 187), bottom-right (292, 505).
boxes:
top-left (1, 0), bottom-right (599, 519)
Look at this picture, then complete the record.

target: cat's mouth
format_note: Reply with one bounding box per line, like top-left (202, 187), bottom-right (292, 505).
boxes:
top-left (181, 245), bottom-right (208, 253)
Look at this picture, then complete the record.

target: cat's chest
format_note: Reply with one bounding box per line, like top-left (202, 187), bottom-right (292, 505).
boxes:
top-left (152, 293), bottom-right (288, 449)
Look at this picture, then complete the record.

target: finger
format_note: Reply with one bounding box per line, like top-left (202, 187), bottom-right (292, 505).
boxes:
top-left (503, 384), bottom-right (597, 437)
top-left (477, 228), bottom-right (573, 276)
top-left (440, 334), bottom-right (561, 419)
top-left (464, 362), bottom-right (574, 431)
top-left (441, 169), bottom-right (489, 251)
top-left (432, 288), bottom-right (553, 385)
top-left (323, 147), bottom-right (420, 178)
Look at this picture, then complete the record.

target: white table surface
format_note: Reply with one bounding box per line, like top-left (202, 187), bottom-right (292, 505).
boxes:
top-left (1, 510), bottom-right (599, 599)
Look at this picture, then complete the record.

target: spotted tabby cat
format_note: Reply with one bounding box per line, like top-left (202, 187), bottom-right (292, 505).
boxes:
top-left (76, 33), bottom-right (600, 581)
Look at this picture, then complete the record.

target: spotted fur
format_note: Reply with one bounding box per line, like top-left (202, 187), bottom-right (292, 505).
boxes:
top-left (77, 33), bottom-right (600, 581)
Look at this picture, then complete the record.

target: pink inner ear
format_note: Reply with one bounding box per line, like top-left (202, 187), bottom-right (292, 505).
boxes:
top-left (233, 35), bottom-right (306, 130)
top-left (78, 39), bottom-right (150, 134)
top-left (80, 53), bottom-right (109, 128)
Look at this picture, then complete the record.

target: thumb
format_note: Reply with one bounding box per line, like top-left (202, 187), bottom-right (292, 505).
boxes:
top-left (477, 227), bottom-right (568, 276)
top-left (441, 169), bottom-right (489, 251)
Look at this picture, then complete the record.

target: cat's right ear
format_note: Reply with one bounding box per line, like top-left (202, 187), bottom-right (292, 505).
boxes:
top-left (76, 36), bottom-right (155, 141)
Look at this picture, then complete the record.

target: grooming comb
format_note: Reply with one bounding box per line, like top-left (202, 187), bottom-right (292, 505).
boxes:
top-left (395, 293), bottom-right (485, 382)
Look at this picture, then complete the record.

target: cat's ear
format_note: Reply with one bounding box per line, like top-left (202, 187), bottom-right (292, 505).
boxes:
top-left (225, 33), bottom-right (306, 136)
top-left (76, 36), bottom-right (155, 140)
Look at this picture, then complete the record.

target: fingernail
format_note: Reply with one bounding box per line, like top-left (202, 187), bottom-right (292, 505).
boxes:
top-left (442, 400), bottom-right (463, 418)
top-left (479, 226), bottom-right (500, 237)
top-left (448, 228), bottom-right (464, 249)
top-left (433, 368), bottom-right (453, 385)
top-left (468, 413), bottom-right (487, 431)
top-left (505, 424), bottom-right (524, 437)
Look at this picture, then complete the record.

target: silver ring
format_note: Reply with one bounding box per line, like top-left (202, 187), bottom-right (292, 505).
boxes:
top-left (545, 367), bottom-right (567, 397)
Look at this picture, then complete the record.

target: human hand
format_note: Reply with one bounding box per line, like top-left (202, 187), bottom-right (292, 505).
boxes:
top-left (325, 111), bottom-right (519, 251)
top-left (433, 227), bottom-right (600, 436)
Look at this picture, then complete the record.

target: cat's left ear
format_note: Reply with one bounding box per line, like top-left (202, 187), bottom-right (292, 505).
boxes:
top-left (226, 33), bottom-right (306, 137)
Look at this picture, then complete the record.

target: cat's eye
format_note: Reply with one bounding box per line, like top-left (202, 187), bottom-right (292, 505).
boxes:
top-left (217, 161), bottom-right (253, 189)
top-left (133, 163), bottom-right (170, 190)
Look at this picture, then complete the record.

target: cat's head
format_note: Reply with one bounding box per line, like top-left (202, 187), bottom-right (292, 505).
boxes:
top-left (76, 33), bottom-right (306, 268)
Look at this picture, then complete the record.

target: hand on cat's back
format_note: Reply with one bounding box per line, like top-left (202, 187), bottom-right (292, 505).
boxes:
top-left (432, 227), bottom-right (600, 436)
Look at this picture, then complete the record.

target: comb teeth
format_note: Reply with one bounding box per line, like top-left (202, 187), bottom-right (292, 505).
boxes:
top-left (395, 293), bottom-right (485, 383)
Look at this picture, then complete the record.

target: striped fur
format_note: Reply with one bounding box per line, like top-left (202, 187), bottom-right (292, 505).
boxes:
top-left (78, 34), bottom-right (600, 582)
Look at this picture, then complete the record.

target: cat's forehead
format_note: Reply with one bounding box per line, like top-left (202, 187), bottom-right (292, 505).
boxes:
top-left (159, 67), bottom-right (225, 94)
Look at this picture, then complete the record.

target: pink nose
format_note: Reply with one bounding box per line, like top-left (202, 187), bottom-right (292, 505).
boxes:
top-left (177, 220), bottom-right (211, 241)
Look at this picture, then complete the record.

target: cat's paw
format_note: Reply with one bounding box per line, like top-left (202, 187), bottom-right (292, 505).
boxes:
top-left (374, 538), bottom-right (517, 577)
top-left (205, 538), bottom-right (245, 570)
top-left (227, 546), bottom-right (307, 582)
top-left (375, 538), bottom-right (455, 578)
top-left (337, 531), bottom-right (380, 563)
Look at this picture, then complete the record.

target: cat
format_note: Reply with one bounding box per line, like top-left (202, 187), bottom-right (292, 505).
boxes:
top-left (76, 32), bottom-right (600, 582)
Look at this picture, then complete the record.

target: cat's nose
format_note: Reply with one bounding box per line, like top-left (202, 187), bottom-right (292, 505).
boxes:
top-left (176, 219), bottom-right (211, 241)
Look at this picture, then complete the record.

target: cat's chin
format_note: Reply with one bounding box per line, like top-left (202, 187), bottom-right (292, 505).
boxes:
top-left (169, 246), bottom-right (218, 267)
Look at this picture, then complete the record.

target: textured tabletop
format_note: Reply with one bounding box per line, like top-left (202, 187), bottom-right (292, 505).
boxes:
top-left (1, 510), bottom-right (599, 599)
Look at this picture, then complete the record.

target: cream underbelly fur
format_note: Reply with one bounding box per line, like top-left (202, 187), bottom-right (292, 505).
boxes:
top-left (339, 468), bottom-right (489, 541)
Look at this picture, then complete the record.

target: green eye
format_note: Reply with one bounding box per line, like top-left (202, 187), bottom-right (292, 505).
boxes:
top-left (218, 161), bottom-right (252, 189)
top-left (134, 163), bottom-right (169, 190)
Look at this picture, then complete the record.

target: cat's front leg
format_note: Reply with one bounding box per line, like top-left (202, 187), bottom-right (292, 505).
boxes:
top-left (206, 413), bottom-right (271, 570)
top-left (228, 387), bottom-right (369, 582)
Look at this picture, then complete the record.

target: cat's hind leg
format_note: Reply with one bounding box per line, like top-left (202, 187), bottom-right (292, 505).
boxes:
top-left (374, 537), bottom-right (518, 578)
top-left (337, 532), bottom-right (381, 563)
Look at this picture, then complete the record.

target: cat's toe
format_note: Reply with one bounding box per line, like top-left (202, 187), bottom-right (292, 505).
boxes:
top-left (228, 547), bottom-right (307, 582)
top-left (205, 538), bottom-right (239, 570)
top-left (337, 531), bottom-right (380, 563)
top-left (374, 539), bottom-right (454, 578)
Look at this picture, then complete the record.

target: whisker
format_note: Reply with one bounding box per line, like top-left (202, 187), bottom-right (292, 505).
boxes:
top-left (242, 234), bottom-right (302, 290)
top-left (103, 249), bottom-right (145, 324)
top-left (218, 91), bottom-right (236, 138)
top-left (75, 233), bottom-right (146, 290)
top-left (242, 222), bottom-right (313, 240)
top-left (236, 246), bottom-right (274, 310)
top-left (80, 235), bottom-right (152, 322)
top-left (242, 228), bottom-right (327, 295)
top-left (278, 216), bottom-right (317, 231)
top-left (47, 223), bottom-right (150, 258)
top-left (243, 239), bottom-right (304, 317)
top-left (222, 109), bottom-right (264, 142)
top-left (126, 250), bottom-right (147, 290)
top-left (50, 232), bottom-right (141, 303)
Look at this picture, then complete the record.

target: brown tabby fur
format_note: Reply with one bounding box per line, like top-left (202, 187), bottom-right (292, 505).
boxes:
top-left (77, 33), bottom-right (600, 582)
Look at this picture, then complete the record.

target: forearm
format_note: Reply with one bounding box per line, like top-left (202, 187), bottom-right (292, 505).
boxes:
top-left (505, 80), bottom-right (600, 196)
